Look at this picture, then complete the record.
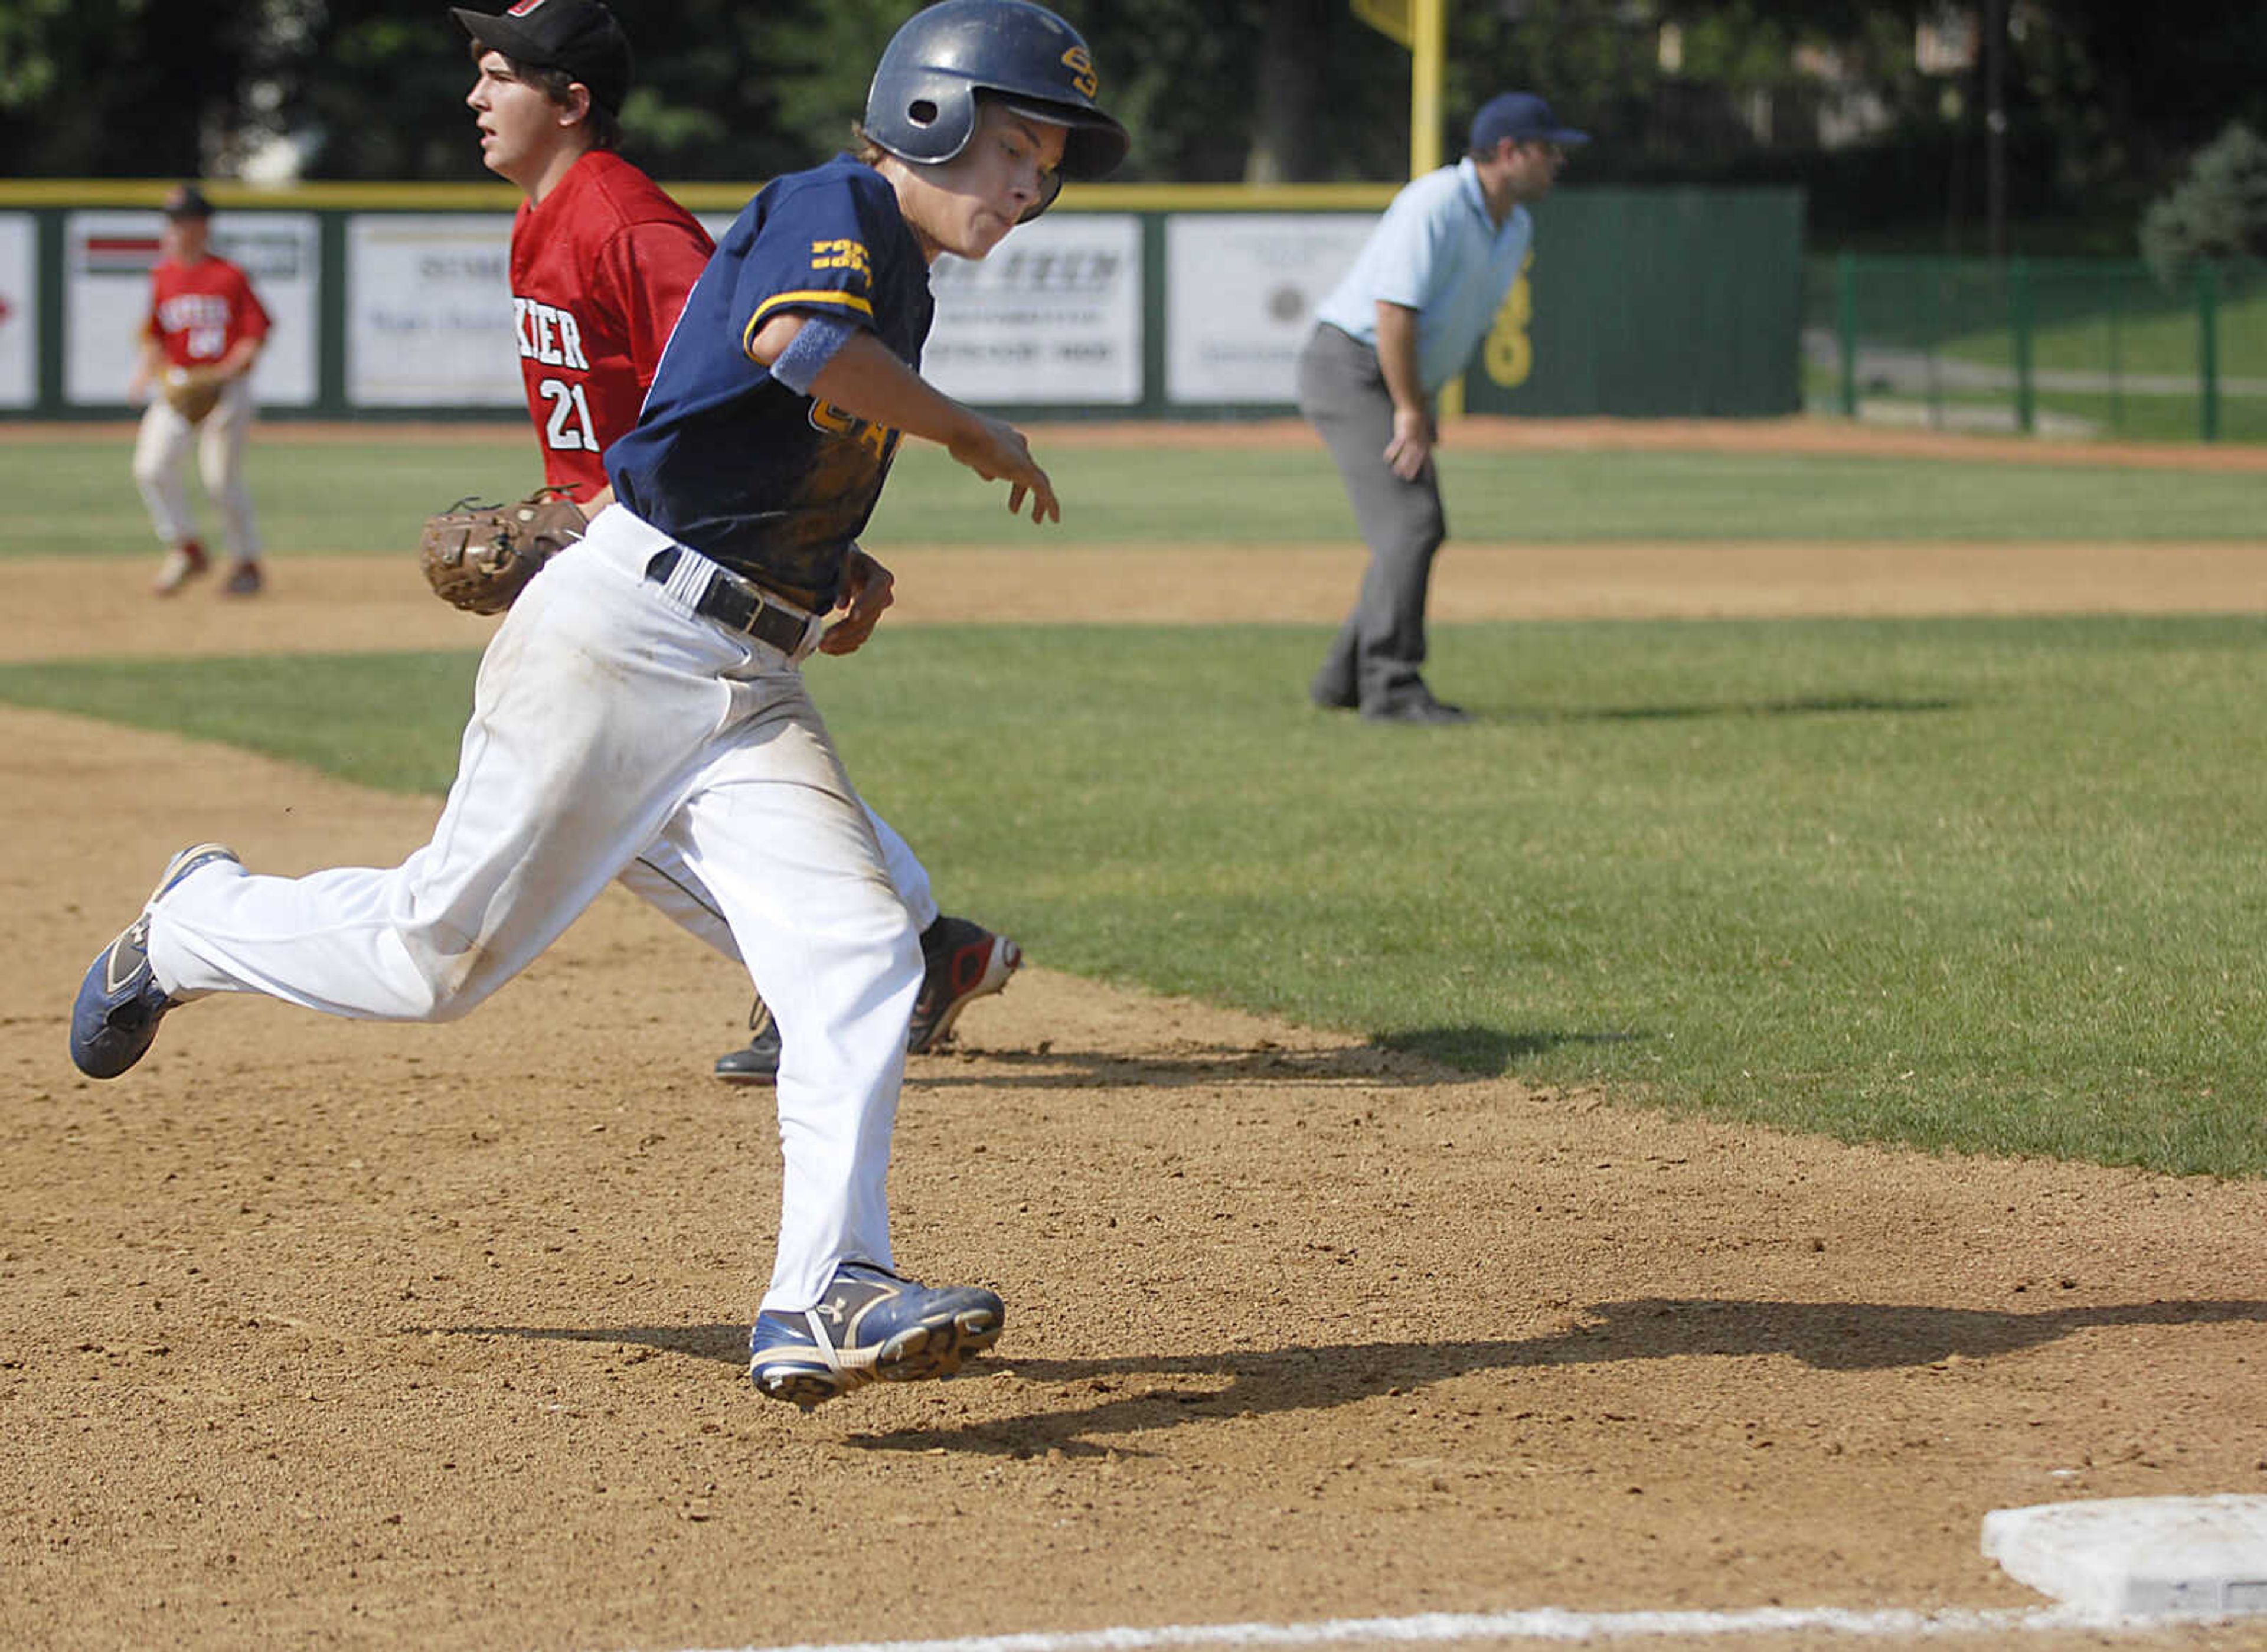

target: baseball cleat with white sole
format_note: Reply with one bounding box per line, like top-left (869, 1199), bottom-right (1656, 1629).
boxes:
top-left (749, 1262), bottom-right (1004, 1409)
top-left (68, 843), bottom-right (241, 1079)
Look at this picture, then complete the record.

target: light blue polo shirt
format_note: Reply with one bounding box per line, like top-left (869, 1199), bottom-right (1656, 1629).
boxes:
top-left (1312, 157), bottom-right (1533, 394)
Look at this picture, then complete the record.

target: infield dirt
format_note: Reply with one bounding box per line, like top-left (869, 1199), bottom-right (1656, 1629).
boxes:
top-left (4, 420), bottom-right (2266, 1652)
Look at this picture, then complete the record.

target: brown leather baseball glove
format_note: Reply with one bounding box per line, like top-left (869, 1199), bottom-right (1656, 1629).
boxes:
top-left (160, 365), bottom-right (227, 425)
top-left (418, 488), bottom-right (586, 615)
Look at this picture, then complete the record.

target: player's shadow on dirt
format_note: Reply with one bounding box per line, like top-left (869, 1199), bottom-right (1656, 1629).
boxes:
top-left (834, 1295), bottom-right (2267, 1455)
top-left (1538, 693), bottom-right (1965, 724)
top-left (1377, 1025), bottom-right (1641, 1070)
top-left (440, 1295), bottom-right (2267, 1456)
top-left (908, 1040), bottom-right (1510, 1091)
top-left (429, 1321), bottom-right (754, 1364)
top-left (914, 1027), bottom-right (1646, 1088)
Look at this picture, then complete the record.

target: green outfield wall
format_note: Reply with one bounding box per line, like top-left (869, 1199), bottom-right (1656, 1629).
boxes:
top-left (0, 179), bottom-right (1802, 422)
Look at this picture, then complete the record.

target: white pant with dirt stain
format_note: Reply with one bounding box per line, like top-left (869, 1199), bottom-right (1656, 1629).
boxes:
top-left (132, 376), bottom-right (262, 562)
top-left (143, 504), bottom-right (919, 1313)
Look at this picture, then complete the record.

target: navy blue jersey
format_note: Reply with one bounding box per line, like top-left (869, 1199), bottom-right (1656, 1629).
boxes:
top-left (606, 155), bottom-right (933, 607)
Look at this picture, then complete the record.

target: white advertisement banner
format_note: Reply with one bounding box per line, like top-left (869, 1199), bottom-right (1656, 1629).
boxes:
top-left (925, 214), bottom-right (1141, 405)
top-left (0, 216), bottom-right (34, 410)
top-left (1166, 214), bottom-right (1374, 404)
top-left (347, 214), bottom-right (520, 407)
top-left (65, 211), bottom-right (319, 408)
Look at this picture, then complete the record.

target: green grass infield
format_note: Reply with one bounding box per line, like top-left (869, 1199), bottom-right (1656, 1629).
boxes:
top-left (5, 615), bottom-right (2264, 1178)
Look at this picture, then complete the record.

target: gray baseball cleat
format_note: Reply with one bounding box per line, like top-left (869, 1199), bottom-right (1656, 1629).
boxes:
top-left (748, 1262), bottom-right (1004, 1409)
top-left (69, 843), bottom-right (241, 1079)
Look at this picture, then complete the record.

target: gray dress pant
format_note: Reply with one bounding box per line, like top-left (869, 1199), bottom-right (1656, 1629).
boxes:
top-left (1296, 322), bottom-right (1448, 712)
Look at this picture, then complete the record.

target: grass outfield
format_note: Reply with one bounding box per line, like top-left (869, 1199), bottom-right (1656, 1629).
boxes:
top-left (5, 615), bottom-right (2265, 1178)
top-left (10, 434), bottom-right (2267, 560)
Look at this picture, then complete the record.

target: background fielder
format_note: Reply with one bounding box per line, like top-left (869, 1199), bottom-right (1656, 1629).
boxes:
top-left (129, 182), bottom-right (270, 599)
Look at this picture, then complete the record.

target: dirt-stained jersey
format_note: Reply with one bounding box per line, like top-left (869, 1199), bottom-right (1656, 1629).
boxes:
top-left (511, 149), bottom-right (714, 502)
top-left (145, 254), bottom-right (269, 370)
top-left (605, 155), bottom-right (933, 610)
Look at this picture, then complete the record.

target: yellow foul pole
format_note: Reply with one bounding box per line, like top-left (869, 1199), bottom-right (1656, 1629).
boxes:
top-left (1410, 0), bottom-right (1462, 415)
top-left (1354, 0), bottom-right (1461, 412)
top-left (1410, 0), bottom-right (1445, 178)
top-left (1351, 0), bottom-right (1446, 179)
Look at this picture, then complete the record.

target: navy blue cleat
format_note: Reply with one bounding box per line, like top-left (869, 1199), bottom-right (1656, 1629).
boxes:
top-left (69, 843), bottom-right (240, 1079)
top-left (749, 1262), bottom-right (1004, 1409)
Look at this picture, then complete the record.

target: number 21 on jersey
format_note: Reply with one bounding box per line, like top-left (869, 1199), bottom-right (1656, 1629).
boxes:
top-left (540, 378), bottom-right (599, 452)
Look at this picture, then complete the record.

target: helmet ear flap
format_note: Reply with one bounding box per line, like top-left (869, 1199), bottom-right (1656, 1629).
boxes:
top-left (873, 73), bottom-right (980, 166)
top-left (864, 0), bottom-right (1126, 197)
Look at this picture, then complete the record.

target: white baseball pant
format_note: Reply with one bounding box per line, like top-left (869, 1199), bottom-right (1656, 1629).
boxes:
top-left (132, 375), bottom-right (262, 561)
top-left (143, 504), bottom-right (919, 1313)
top-left (625, 810), bottom-right (936, 963)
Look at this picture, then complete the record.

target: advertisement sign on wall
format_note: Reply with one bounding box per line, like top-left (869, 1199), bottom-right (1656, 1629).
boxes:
top-left (0, 216), bottom-right (34, 410)
top-left (347, 214), bottom-right (520, 407)
top-left (64, 211), bottom-right (319, 409)
top-left (1165, 214), bottom-right (1373, 404)
top-left (925, 214), bottom-right (1141, 405)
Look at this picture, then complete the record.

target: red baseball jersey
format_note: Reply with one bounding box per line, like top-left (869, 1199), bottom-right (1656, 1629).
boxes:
top-left (145, 254), bottom-right (270, 368)
top-left (510, 149), bottom-right (716, 501)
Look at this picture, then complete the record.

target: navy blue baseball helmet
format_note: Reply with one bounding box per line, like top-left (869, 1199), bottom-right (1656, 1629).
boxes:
top-left (863, 0), bottom-right (1129, 218)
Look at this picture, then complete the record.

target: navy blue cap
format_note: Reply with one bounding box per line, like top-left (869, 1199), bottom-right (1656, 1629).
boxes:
top-left (1469, 92), bottom-right (1589, 152)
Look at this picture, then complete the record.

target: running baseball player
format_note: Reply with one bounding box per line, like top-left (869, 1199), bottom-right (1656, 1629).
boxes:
top-left (70, 0), bottom-right (1128, 1410)
top-left (130, 182), bottom-right (270, 598)
top-left (455, 0), bottom-right (1019, 1083)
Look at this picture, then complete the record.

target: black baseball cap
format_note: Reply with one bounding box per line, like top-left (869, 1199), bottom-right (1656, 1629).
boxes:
top-left (452, 0), bottom-right (632, 115)
top-left (1469, 92), bottom-right (1589, 152)
top-left (161, 183), bottom-right (214, 219)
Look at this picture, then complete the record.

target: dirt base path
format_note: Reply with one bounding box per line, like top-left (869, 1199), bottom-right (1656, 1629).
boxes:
top-left (5, 488), bottom-right (2267, 1651)
top-left (11, 536), bottom-right (2267, 667)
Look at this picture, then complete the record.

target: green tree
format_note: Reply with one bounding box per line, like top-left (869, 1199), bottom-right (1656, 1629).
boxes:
top-left (2139, 121), bottom-right (2267, 286)
top-left (0, 0), bottom-right (257, 175)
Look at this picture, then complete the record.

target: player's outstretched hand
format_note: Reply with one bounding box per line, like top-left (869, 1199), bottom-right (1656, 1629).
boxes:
top-left (819, 544), bottom-right (896, 656)
top-left (947, 413), bottom-right (1060, 525)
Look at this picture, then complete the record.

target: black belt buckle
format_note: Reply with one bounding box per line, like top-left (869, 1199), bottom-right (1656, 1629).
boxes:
top-left (645, 546), bottom-right (809, 655)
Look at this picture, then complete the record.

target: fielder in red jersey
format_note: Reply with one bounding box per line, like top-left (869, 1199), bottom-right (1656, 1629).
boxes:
top-left (506, 148), bottom-right (711, 507)
top-left (146, 250), bottom-right (269, 372)
top-left (130, 182), bottom-right (273, 597)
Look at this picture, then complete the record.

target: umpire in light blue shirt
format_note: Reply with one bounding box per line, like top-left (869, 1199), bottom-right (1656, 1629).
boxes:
top-left (1301, 92), bottom-right (1587, 724)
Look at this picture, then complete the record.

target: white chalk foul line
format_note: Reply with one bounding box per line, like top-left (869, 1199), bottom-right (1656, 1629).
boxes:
top-left (671, 1603), bottom-right (2151, 1652)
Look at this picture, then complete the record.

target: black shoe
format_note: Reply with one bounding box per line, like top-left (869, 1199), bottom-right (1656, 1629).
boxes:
top-left (1361, 695), bottom-right (1471, 725)
top-left (713, 998), bottom-right (782, 1083)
